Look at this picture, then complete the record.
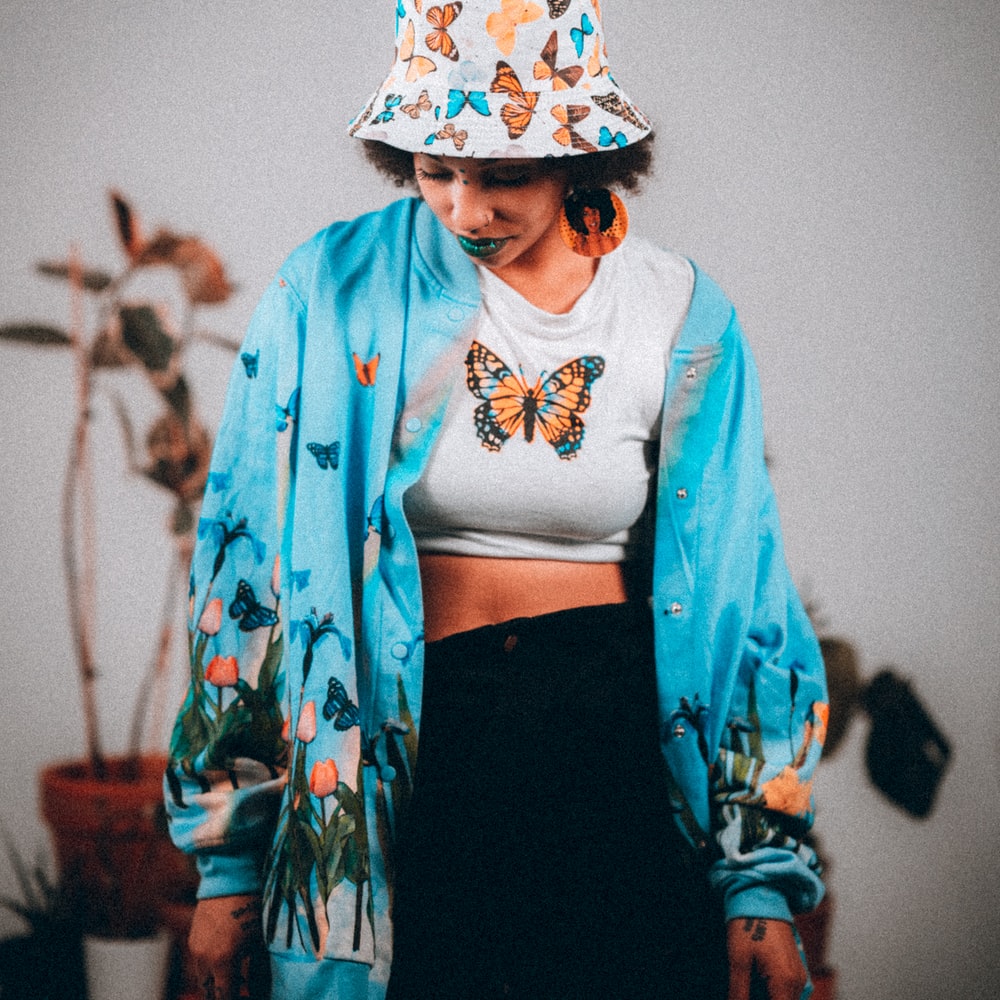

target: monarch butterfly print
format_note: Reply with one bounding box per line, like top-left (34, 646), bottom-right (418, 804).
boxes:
top-left (323, 676), bottom-right (361, 731)
top-left (592, 92), bottom-right (648, 131)
top-left (533, 30), bottom-right (583, 90)
top-left (490, 62), bottom-right (539, 140)
top-left (551, 104), bottom-right (598, 152)
top-left (465, 340), bottom-right (605, 460)
top-left (352, 352), bottom-right (380, 386)
top-left (306, 441), bottom-right (341, 470)
top-left (399, 19), bottom-right (437, 81)
top-left (240, 349), bottom-right (259, 377)
top-left (425, 3), bottom-right (463, 61)
top-left (401, 89), bottom-right (433, 118)
top-left (229, 579), bottom-right (279, 632)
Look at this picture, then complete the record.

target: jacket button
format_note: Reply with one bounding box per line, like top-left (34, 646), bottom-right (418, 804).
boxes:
top-left (405, 417), bottom-right (422, 433)
top-left (666, 602), bottom-right (683, 616)
top-left (673, 724), bottom-right (686, 738)
top-left (686, 366), bottom-right (698, 380)
top-left (676, 487), bottom-right (688, 500)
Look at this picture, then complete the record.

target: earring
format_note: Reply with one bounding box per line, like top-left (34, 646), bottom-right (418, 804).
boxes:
top-left (559, 188), bottom-right (629, 258)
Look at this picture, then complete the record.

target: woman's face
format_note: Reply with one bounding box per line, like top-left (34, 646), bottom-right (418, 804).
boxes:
top-left (581, 204), bottom-right (602, 233)
top-left (413, 153), bottom-right (569, 273)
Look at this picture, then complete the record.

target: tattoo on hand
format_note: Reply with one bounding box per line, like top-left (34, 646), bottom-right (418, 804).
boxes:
top-left (742, 917), bottom-right (768, 942)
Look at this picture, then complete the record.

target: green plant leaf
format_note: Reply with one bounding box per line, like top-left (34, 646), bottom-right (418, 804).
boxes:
top-left (119, 304), bottom-right (174, 371)
top-left (36, 261), bottom-right (114, 292)
top-left (0, 323), bottom-right (71, 347)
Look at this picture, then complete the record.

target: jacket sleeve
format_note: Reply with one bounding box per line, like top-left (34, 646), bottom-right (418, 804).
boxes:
top-left (655, 269), bottom-right (828, 925)
top-left (703, 322), bottom-right (828, 924)
top-left (164, 271), bottom-right (303, 899)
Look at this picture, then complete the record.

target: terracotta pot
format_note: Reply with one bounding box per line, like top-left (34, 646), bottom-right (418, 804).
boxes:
top-left (39, 754), bottom-right (195, 938)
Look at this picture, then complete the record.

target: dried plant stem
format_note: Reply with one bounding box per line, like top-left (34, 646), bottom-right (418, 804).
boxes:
top-left (63, 246), bottom-right (105, 777)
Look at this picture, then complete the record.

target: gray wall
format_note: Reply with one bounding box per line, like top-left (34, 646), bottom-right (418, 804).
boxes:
top-left (2, 3), bottom-right (997, 997)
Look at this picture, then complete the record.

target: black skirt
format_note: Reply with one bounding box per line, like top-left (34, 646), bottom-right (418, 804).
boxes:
top-left (387, 603), bottom-right (727, 1000)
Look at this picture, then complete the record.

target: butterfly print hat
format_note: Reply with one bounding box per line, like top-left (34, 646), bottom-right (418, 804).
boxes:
top-left (349, 0), bottom-right (651, 158)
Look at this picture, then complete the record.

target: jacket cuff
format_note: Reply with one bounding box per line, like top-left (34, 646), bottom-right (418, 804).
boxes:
top-left (195, 849), bottom-right (266, 900)
top-left (721, 881), bottom-right (795, 924)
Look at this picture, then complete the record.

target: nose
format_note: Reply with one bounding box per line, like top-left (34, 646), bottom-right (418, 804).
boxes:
top-left (448, 180), bottom-right (493, 234)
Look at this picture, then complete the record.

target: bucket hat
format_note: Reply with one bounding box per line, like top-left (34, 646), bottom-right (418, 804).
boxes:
top-left (349, 0), bottom-right (652, 158)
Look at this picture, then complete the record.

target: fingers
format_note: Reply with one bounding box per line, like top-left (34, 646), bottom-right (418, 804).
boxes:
top-left (727, 918), bottom-right (809, 1000)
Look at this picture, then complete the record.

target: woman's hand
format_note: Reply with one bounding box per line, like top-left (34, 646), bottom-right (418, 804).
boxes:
top-left (726, 917), bottom-right (809, 1000)
top-left (187, 894), bottom-right (271, 999)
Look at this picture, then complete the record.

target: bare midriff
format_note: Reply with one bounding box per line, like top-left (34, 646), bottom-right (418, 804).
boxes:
top-left (419, 553), bottom-right (629, 643)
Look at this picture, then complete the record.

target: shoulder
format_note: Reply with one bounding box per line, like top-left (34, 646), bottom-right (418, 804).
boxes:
top-left (617, 236), bottom-right (695, 304)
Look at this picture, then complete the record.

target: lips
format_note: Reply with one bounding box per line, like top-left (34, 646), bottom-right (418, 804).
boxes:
top-left (456, 235), bottom-right (510, 259)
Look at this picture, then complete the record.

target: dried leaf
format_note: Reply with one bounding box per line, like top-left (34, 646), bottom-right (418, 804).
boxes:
top-left (0, 323), bottom-right (72, 347)
top-left (110, 190), bottom-right (143, 262)
top-left (36, 260), bottom-right (114, 293)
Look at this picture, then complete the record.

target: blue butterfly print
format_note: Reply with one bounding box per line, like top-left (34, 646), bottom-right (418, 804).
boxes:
top-left (228, 579), bottom-right (279, 632)
top-left (598, 126), bottom-right (627, 148)
top-left (570, 13), bottom-right (593, 56)
top-left (446, 89), bottom-right (490, 119)
top-left (207, 471), bottom-right (232, 493)
top-left (290, 568), bottom-right (311, 592)
top-left (275, 387), bottom-right (300, 432)
top-left (241, 349), bottom-right (259, 377)
top-left (323, 676), bottom-right (361, 731)
top-left (373, 94), bottom-right (402, 124)
top-left (306, 441), bottom-right (340, 470)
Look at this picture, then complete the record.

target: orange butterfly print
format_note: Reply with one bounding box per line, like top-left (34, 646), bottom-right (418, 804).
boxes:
top-left (425, 3), bottom-right (463, 61)
top-left (352, 352), bottom-right (380, 387)
top-left (586, 33), bottom-right (609, 78)
top-left (491, 62), bottom-right (539, 139)
top-left (551, 103), bottom-right (598, 152)
top-left (401, 89), bottom-right (433, 118)
top-left (533, 30), bottom-right (583, 90)
top-left (428, 122), bottom-right (468, 150)
top-left (399, 19), bottom-right (437, 81)
top-left (465, 340), bottom-right (605, 460)
top-left (486, 0), bottom-right (543, 57)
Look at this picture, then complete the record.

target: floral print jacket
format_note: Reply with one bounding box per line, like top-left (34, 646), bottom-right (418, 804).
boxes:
top-left (165, 197), bottom-right (827, 997)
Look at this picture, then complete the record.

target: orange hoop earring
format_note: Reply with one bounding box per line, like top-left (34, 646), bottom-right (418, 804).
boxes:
top-left (559, 189), bottom-right (629, 258)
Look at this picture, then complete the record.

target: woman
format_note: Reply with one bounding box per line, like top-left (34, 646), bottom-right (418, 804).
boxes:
top-left (166, 3), bottom-right (827, 999)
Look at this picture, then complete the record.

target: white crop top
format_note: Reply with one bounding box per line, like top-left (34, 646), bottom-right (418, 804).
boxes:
top-left (404, 238), bottom-right (694, 561)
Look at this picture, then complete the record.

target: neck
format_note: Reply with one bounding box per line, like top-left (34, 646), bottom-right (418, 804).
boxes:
top-left (486, 235), bottom-right (597, 314)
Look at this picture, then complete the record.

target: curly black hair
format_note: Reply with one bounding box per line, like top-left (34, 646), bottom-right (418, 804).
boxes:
top-left (360, 134), bottom-right (655, 192)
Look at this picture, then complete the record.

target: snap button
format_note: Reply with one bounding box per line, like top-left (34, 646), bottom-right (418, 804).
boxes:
top-left (676, 487), bottom-right (688, 500)
top-left (447, 307), bottom-right (466, 323)
top-left (685, 366), bottom-right (698, 380)
top-left (673, 724), bottom-right (686, 739)
top-left (405, 416), bottom-right (422, 433)
top-left (666, 602), bottom-right (683, 616)
top-left (503, 634), bottom-right (518, 653)
top-left (390, 642), bottom-right (410, 660)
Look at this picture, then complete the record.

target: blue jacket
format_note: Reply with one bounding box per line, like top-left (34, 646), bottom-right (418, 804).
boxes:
top-left (166, 197), bottom-right (827, 997)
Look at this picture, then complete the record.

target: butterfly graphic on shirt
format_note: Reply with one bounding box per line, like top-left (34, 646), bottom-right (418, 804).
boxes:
top-left (425, 3), bottom-right (463, 61)
top-left (491, 62), bottom-right (539, 139)
top-left (229, 579), bottom-right (279, 632)
top-left (465, 340), bottom-right (605, 460)
top-left (241, 349), bottom-right (259, 377)
top-left (533, 30), bottom-right (583, 90)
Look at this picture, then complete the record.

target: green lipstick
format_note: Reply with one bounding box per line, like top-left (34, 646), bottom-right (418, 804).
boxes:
top-left (457, 235), bottom-right (509, 259)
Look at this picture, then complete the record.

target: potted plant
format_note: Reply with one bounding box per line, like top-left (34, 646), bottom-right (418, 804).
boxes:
top-left (1, 192), bottom-right (238, 976)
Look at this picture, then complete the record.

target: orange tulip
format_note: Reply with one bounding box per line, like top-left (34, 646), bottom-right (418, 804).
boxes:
top-left (296, 701), bottom-right (317, 744)
top-left (205, 654), bottom-right (238, 688)
top-left (198, 597), bottom-right (223, 636)
top-left (310, 759), bottom-right (340, 799)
